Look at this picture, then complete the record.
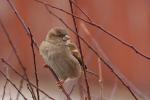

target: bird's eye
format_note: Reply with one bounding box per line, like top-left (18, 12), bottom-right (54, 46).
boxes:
top-left (56, 32), bottom-right (66, 37)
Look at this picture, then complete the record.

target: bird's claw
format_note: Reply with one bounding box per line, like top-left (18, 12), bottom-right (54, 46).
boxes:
top-left (43, 64), bottom-right (49, 68)
top-left (56, 80), bottom-right (64, 88)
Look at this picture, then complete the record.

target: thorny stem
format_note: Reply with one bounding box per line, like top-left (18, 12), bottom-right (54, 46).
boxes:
top-left (0, 18), bottom-right (37, 100)
top-left (68, 1), bottom-right (91, 100)
top-left (1, 58), bottom-right (56, 100)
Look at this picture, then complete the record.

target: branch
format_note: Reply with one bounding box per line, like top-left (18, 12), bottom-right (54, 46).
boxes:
top-left (80, 21), bottom-right (103, 100)
top-left (0, 58), bottom-right (56, 100)
top-left (6, 0), bottom-right (39, 49)
top-left (86, 69), bottom-right (99, 78)
top-left (28, 24), bottom-right (40, 100)
top-left (2, 79), bottom-right (9, 100)
top-left (97, 58), bottom-right (103, 100)
top-left (68, 0), bottom-right (91, 100)
top-left (70, 0), bottom-right (92, 22)
top-left (0, 18), bottom-right (36, 100)
top-left (80, 22), bottom-right (139, 100)
top-left (0, 70), bottom-right (27, 100)
top-left (16, 78), bottom-right (24, 100)
top-left (109, 79), bottom-right (118, 100)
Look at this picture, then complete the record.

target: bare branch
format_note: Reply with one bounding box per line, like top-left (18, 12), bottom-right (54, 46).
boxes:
top-left (28, 23), bottom-right (40, 100)
top-left (81, 22), bottom-right (103, 99)
top-left (0, 58), bottom-right (56, 100)
top-left (80, 22), bottom-right (140, 100)
top-left (0, 18), bottom-right (36, 100)
top-left (6, 0), bottom-right (39, 49)
top-left (0, 70), bottom-right (27, 100)
top-left (68, 0), bottom-right (91, 100)
top-left (70, 0), bottom-right (92, 22)
top-left (109, 79), bottom-right (118, 100)
top-left (97, 59), bottom-right (103, 100)
top-left (2, 79), bottom-right (9, 100)
top-left (86, 69), bottom-right (99, 78)
top-left (16, 78), bottom-right (24, 100)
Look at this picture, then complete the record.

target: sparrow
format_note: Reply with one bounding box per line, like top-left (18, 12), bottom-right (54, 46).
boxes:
top-left (39, 27), bottom-right (82, 86)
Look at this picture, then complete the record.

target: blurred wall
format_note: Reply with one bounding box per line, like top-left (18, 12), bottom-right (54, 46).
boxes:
top-left (0, 0), bottom-right (150, 99)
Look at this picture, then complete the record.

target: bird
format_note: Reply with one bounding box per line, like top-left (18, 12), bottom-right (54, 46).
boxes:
top-left (39, 27), bottom-right (82, 86)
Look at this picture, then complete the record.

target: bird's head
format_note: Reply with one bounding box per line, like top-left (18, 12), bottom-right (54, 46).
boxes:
top-left (46, 27), bottom-right (70, 42)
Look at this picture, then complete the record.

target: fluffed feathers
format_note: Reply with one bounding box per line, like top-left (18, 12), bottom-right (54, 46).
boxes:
top-left (39, 27), bottom-right (82, 81)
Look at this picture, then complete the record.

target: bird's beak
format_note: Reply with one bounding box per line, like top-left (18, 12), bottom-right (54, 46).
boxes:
top-left (63, 35), bottom-right (70, 41)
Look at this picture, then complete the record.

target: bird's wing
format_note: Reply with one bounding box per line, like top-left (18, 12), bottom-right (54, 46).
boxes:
top-left (65, 41), bottom-right (83, 66)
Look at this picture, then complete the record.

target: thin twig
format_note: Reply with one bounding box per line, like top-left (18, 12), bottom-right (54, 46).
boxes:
top-left (86, 69), bottom-right (99, 78)
top-left (97, 59), bottom-right (103, 100)
top-left (28, 24), bottom-right (40, 100)
top-left (70, 0), bottom-right (92, 22)
top-left (9, 87), bottom-right (12, 100)
top-left (80, 22), bottom-right (139, 100)
top-left (6, 1), bottom-right (40, 98)
top-left (68, 83), bottom-right (76, 96)
top-left (34, 0), bottom-right (150, 61)
top-left (0, 58), bottom-right (56, 100)
top-left (2, 79), bottom-right (9, 100)
top-left (109, 79), bottom-right (118, 100)
top-left (16, 78), bottom-right (24, 100)
top-left (78, 78), bottom-right (85, 100)
top-left (1, 51), bottom-right (12, 100)
top-left (81, 22), bottom-right (103, 99)
top-left (0, 70), bottom-right (27, 100)
top-left (0, 18), bottom-right (36, 100)
top-left (44, 65), bottom-right (72, 100)
top-left (27, 84), bottom-right (37, 100)
top-left (68, 0), bottom-right (91, 100)
top-left (0, 19), bottom-right (36, 100)
top-left (7, 0), bottom-right (38, 49)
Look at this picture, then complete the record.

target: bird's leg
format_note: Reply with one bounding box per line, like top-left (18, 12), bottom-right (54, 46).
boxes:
top-left (43, 64), bottom-right (64, 88)
top-left (56, 80), bottom-right (64, 88)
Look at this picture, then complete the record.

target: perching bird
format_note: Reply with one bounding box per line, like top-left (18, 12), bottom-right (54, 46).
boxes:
top-left (39, 27), bottom-right (82, 86)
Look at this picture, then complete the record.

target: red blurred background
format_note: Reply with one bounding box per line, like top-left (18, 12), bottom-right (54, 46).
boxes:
top-left (0, 0), bottom-right (150, 100)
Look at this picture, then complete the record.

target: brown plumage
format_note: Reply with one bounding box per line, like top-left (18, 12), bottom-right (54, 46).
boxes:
top-left (39, 27), bottom-right (82, 81)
